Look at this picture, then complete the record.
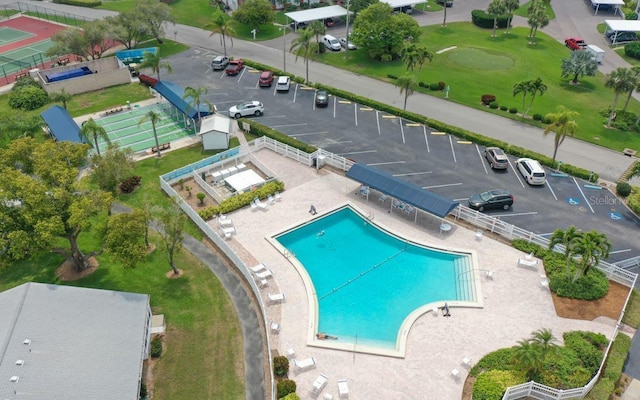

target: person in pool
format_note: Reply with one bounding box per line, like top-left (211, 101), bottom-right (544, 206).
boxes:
top-left (316, 333), bottom-right (338, 340)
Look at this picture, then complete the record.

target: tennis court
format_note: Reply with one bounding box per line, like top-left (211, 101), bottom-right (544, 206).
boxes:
top-left (0, 27), bottom-right (34, 45)
top-left (0, 39), bottom-right (53, 75)
top-left (96, 103), bottom-right (194, 153)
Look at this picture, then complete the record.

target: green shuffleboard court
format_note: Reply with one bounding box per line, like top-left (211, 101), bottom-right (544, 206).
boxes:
top-left (0, 27), bottom-right (34, 45)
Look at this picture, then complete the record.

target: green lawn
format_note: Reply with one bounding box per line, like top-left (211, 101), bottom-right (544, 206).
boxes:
top-left (319, 23), bottom-right (640, 152)
top-left (514, 0), bottom-right (556, 19)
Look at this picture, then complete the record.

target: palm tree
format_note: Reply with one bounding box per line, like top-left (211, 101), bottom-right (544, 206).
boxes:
top-left (309, 20), bottom-right (326, 48)
top-left (622, 66), bottom-right (640, 112)
top-left (512, 339), bottom-right (543, 380)
top-left (543, 106), bottom-right (579, 162)
top-left (527, 0), bottom-right (549, 44)
top-left (138, 111), bottom-right (163, 158)
top-left (396, 75), bottom-right (418, 111)
top-left (572, 230), bottom-right (612, 281)
top-left (503, 0), bottom-right (520, 34)
top-left (513, 80), bottom-right (530, 115)
top-left (605, 67), bottom-right (636, 128)
top-left (205, 9), bottom-right (235, 56)
top-left (530, 328), bottom-right (558, 356)
top-left (182, 86), bottom-right (213, 129)
top-left (290, 28), bottom-right (318, 84)
top-left (441, 0), bottom-right (448, 26)
top-left (49, 88), bottom-right (73, 110)
top-left (561, 49), bottom-right (598, 84)
top-left (401, 44), bottom-right (433, 74)
top-left (487, 0), bottom-right (507, 38)
top-left (79, 117), bottom-right (110, 157)
top-left (525, 77), bottom-right (547, 116)
top-left (136, 52), bottom-right (172, 81)
top-left (548, 226), bottom-right (582, 281)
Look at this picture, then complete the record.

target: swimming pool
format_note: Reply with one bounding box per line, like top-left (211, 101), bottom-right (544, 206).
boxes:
top-left (273, 205), bottom-right (479, 356)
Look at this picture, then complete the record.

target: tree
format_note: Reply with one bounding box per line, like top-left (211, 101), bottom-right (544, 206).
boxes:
top-left (572, 230), bottom-right (612, 280)
top-left (136, 51), bottom-right (172, 81)
top-left (156, 199), bottom-right (186, 275)
top-left (561, 49), bottom-right (597, 84)
top-left (309, 20), bottom-right (326, 47)
top-left (512, 80), bottom-right (529, 115)
top-left (0, 138), bottom-right (113, 272)
top-left (605, 67), bottom-right (636, 128)
top-left (104, 209), bottom-right (148, 268)
top-left (105, 12), bottom-right (148, 50)
top-left (487, 0), bottom-right (507, 37)
top-left (80, 117), bottom-right (110, 157)
top-left (183, 86), bottom-right (213, 128)
top-left (622, 66), bottom-right (640, 113)
top-left (530, 328), bottom-right (558, 356)
top-left (138, 111), bottom-right (163, 158)
top-left (83, 19), bottom-right (116, 59)
top-left (49, 88), bottom-right (73, 110)
top-left (527, 0), bottom-right (549, 44)
top-left (396, 75), bottom-right (418, 111)
top-left (90, 144), bottom-right (135, 193)
top-left (401, 43), bottom-right (433, 74)
top-left (290, 28), bottom-right (318, 84)
top-left (46, 28), bottom-right (88, 60)
top-left (441, 0), bottom-right (448, 26)
top-left (135, 0), bottom-right (175, 44)
top-left (548, 226), bottom-right (582, 282)
top-left (543, 106), bottom-right (579, 162)
top-left (512, 339), bottom-right (542, 380)
top-left (0, 113), bottom-right (42, 139)
top-left (351, 0), bottom-right (379, 16)
top-left (503, 0), bottom-right (519, 34)
top-left (525, 77), bottom-right (547, 116)
top-left (205, 9), bottom-right (235, 56)
top-left (232, 0), bottom-right (274, 31)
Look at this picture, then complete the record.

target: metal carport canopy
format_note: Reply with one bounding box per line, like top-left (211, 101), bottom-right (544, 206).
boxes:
top-left (285, 5), bottom-right (349, 24)
top-left (346, 163), bottom-right (459, 218)
top-left (384, 0), bottom-right (427, 8)
top-left (605, 19), bottom-right (640, 32)
top-left (591, 0), bottom-right (624, 15)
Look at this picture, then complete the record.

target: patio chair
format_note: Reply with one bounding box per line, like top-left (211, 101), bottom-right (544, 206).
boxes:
top-left (462, 357), bottom-right (472, 369)
top-left (293, 357), bottom-right (316, 371)
top-left (310, 373), bottom-right (328, 395)
top-left (251, 263), bottom-right (267, 274)
top-left (337, 379), bottom-right (349, 398)
top-left (403, 204), bottom-right (414, 215)
top-left (221, 226), bottom-right (235, 239)
top-left (518, 258), bottom-right (539, 270)
top-left (268, 194), bottom-right (275, 204)
top-left (451, 368), bottom-right (461, 381)
top-left (539, 277), bottom-right (550, 290)
top-left (485, 270), bottom-right (494, 280)
top-left (268, 292), bottom-right (286, 304)
top-left (285, 346), bottom-right (296, 359)
top-left (270, 320), bottom-right (280, 333)
top-left (392, 199), bottom-right (404, 210)
top-left (323, 394), bottom-right (334, 400)
top-left (254, 197), bottom-right (269, 211)
top-left (378, 193), bottom-right (387, 203)
top-left (274, 191), bottom-right (282, 201)
top-left (475, 230), bottom-right (483, 241)
top-left (255, 269), bottom-right (273, 279)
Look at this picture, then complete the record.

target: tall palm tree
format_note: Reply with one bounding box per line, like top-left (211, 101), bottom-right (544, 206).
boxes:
top-left (138, 111), bottom-right (163, 158)
top-left (205, 9), bottom-right (236, 56)
top-left (49, 88), bottom-right (73, 110)
top-left (543, 106), bottom-right (579, 162)
top-left (512, 339), bottom-right (543, 380)
top-left (401, 44), bottom-right (433, 74)
top-left (182, 86), bottom-right (213, 129)
top-left (79, 117), bottom-right (110, 157)
top-left (441, 0), bottom-right (448, 26)
top-left (605, 67), bottom-right (636, 128)
top-left (527, 0), bottom-right (549, 44)
top-left (548, 226), bottom-right (582, 281)
top-left (572, 230), bottom-right (612, 281)
top-left (309, 20), bottom-right (326, 48)
top-left (396, 75), bottom-right (418, 111)
top-left (290, 28), bottom-right (318, 84)
top-left (512, 80), bottom-right (530, 114)
top-left (622, 66), bottom-right (640, 113)
top-left (136, 52), bottom-right (172, 81)
top-left (503, 0), bottom-right (520, 34)
top-left (525, 77), bottom-right (547, 116)
top-left (487, 0), bottom-right (506, 38)
top-left (561, 50), bottom-right (598, 84)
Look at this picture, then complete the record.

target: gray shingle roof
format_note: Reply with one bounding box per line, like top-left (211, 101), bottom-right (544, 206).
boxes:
top-left (0, 283), bottom-right (150, 400)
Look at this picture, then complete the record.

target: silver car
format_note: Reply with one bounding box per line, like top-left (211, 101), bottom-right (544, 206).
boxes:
top-left (339, 37), bottom-right (356, 50)
top-left (484, 147), bottom-right (509, 170)
top-left (228, 101), bottom-right (264, 119)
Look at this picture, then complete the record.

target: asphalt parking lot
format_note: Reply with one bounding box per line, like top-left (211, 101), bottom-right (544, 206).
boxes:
top-left (166, 48), bottom-right (640, 267)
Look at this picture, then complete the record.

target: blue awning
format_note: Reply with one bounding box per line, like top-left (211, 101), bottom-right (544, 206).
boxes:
top-left (346, 163), bottom-right (459, 218)
top-left (153, 81), bottom-right (212, 120)
top-left (40, 105), bottom-right (82, 143)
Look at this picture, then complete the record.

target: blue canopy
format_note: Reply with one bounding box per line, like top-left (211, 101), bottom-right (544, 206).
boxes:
top-left (40, 105), bottom-right (82, 143)
top-left (153, 81), bottom-right (212, 120)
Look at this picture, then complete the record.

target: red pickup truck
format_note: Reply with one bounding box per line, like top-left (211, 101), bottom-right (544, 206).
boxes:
top-left (565, 37), bottom-right (587, 50)
top-left (225, 59), bottom-right (244, 75)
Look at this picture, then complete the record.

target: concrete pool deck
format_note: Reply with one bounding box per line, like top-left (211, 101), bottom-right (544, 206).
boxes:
top-left (217, 147), bottom-right (621, 400)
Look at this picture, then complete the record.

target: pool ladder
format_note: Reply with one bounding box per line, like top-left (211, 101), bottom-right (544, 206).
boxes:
top-left (283, 249), bottom-right (295, 259)
top-left (365, 211), bottom-right (374, 220)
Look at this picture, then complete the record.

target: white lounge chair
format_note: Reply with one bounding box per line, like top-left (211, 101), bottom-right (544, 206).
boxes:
top-left (337, 379), bottom-right (349, 398)
top-left (274, 191), bottom-right (282, 201)
top-left (254, 197), bottom-right (269, 211)
top-left (251, 263), bottom-right (267, 273)
top-left (268, 292), bottom-right (286, 304)
top-left (293, 357), bottom-right (316, 371)
top-left (485, 270), bottom-right (494, 280)
top-left (462, 357), bottom-right (472, 369)
top-left (250, 200), bottom-right (258, 211)
top-left (221, 226), bottom-right (235, 239)
top-left (267, 194), bottom-right (275, 204)
top-left (255, 269), bottom-right (273, 279)
top-left (310, 373), bottom-right (328, 394)
top-left (451, 368), bottom-right (461, 381)
top-left (518, 258), bottom-right (539, 270)
top-left (285, 346), bottom-right (296, 359)
top-left (219, 217), bottom-right (234, 227)
top-left (475, 230), bottom-right (483, 241)
top-left (270, 321), bottom-right (280, 333)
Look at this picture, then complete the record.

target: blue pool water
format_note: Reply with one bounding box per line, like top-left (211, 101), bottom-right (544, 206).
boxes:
top-left (275, 207), bottom-right (473, 349)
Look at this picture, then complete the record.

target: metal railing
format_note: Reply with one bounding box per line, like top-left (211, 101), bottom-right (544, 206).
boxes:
top-left (616, 255), bottom-right (640, 270)
top-left (4, 2), bottom-right (92, 26)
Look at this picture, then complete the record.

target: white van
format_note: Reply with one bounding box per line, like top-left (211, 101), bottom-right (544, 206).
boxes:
top-left (516, 158), bottom-right (546, 185)
top-left (323, 34), bottom-right (341, 51)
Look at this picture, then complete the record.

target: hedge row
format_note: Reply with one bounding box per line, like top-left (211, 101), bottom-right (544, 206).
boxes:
top-left (471, 9), bottom-right (510, 29)
top-left (197, 180), bottom-right (285, 220)
top-left (584, 333), bottom-right (632, 399)
top-left (238, 119), bottom-right (317, 154)
top-left (52, 0), bottom-right (101, 6)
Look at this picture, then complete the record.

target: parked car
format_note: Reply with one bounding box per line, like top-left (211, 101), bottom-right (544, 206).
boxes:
top-left (315, 90), bottom-right (329, 107)
top-left (468, 189), bottom-right (514, 211)
top-left (228, 101), bottom-right (264, 119)
top-left (516, 158), bottom-right (546, 185)
top-left (484, 147), bottom-right (509, 170)
top-left (436, 0), bottom-right (453, 7)
top-left (339, 37), bottom-right (357, 50)
top-left (564, 37), bottom-right (587, 50)
top-left (324, 18), bottom-right (336, 27)
top-left (290, 21), bottom-right (307, 30)
top-left (211, 55), bottom-right (230, 70)
top-left (275, 76), bottom-right (291, 92)
top-left (393, 5), bottom-right (414, 13)
top-left (607, 31), bottom-right (638, 43)
top-left (225, 59), bottom-right (244, 75)
top-left (258, 70), bottom-right (274, 87)
top-left (322, 34), bottom-right (342, 51)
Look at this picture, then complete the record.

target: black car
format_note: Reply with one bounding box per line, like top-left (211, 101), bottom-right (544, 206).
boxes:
top-left (468, 189), bottom-right (514, 211)
top-left (315, 90), bottom-right (329, 107)
top-left (436, 0), bottom-right (453, 7)
top-left (607, 31), bottom-right (638, 43)
top-left (290, 21), bottom-right (307, 30)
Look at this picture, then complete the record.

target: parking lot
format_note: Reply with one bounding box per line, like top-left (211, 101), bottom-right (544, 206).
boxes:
top-left (166, 48), bottom-right (640, 266)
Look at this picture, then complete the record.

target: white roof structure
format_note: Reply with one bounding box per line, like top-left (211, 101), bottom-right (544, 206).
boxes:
top-left (199, 114), bottom-right (232, 135)
top-left (0, 283), bottom-right (151, 400)
top-left (384, 0), bottom-right (427, 8)
top-left (591, 0), bottom-right (624, 15)
top-left (285, 5), bottom-right (350, 23)
top-left (605, 19), bottom-right (640, 32)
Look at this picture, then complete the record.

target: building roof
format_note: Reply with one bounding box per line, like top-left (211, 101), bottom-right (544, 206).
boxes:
top-left (40, 105), bottom-right (82, 143)
top-left (285, 5), bottom-right (350, 23)
top-left (346, 163), bottom-right (459, 218)
top-left (383, 0), bottom-right (427, 8)
top-left (605, 19), bottom-right (640, 32)
top-left (0, 282), bottom-right (150, 400)
top-left (199, 114), bottom-right (232, 135)
top-left (153, 81), bottom-right (212, 120)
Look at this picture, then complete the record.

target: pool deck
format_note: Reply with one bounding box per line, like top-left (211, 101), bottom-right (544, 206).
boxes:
top-left (218, 147), bottom-right (621, 400)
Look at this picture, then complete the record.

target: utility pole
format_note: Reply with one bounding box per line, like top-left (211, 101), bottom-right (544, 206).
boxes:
top-left (345, 0), bottom-right (351, 60)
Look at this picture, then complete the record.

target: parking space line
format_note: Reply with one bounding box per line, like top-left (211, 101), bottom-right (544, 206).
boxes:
top-left (236, 68), bottom-right (246, 83)
top-left (545, 181), bottom-right (558, 201)
top-left (510, 161), bottom-right (525, 188)
top-left (292, 131), bottom-right (329, 137)
top-left (293, 84), bottom-right (298, 103)
top-left (492, 211), bottom-right (539, 217)
top-left (340, 150), bottom-right (377, 156)
top-left (313, 92), bottom-right (316, 110)
top-left (354, 103), bottom-right (358, 127)
top-left (270, 123), bottom-right (308, 128)
top-left (475, 144), bottom-right (489, 174)
top-left (332, 97), bottom-right (336, 117)
top-left (611, 249), bottom-right (632, 255)
top-left (369, 161), bottom-right (406, 166)
top-left (360, 107), bottom-right (373, 111)
top-left (339, 100), bottom-right (352, 104)
top-left (394, 171), bottom-right (432, 177)
top-left (423, 183), bottom-right (462, 189)
top-left (376, 111), bottom-right (381, 135)
top-left (449, 136), bottom-right (457, 163)
top-left (423, 126), bottom-right (430, 152)
top-left (400, 119), bottom-right (406, 144)
top-left (573, 177), bottom-right (595, 213)
top-left (454, 197), bottom-right (469, 202)
top-left (457, 140), bottom-right (472, 144)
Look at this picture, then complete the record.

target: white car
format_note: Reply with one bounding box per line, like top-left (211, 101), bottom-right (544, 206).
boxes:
top-left (275, 76), bottom-right (291, 92)
top-left (339, 37), bottom-right (357, 50)
top-left (229, 101), bottom-right (264, 119)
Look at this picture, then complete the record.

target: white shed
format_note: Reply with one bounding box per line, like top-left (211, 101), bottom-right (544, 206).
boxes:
top-left (199, 114), bottom-right (232, 150)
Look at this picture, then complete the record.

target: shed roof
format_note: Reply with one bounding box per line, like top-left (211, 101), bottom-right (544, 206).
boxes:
top-left (199, 114), bottom-right (232, 135)
top-left (40, 105), bottom-right (82, 143)
top-left (285, 5), bottom-right (350, 23)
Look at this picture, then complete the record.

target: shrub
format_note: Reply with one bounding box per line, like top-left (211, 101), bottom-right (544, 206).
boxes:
top-left (624, 41), bottom-right (640, 59)
top-left (273, 355), bottom-right (289, 377)
top-left (53, 0), bottom-right (101, 6)
top-left (472, 370), bottom-right (521, 400)
top-left (563, 331), bottom-right (607, 371)
top-left (429, 83), bottom-right (440, 90)
top-left (286, 4), bottom-right (298, 11)
top-left (387, 74), bottom-right (398, 79)
top-left (542, 115), bottom-right (553, 124)
top-left (532, 113), bottom-right (542, 121)
top-left (481, 94), bottom-right (496, 105)
top-left (509, 107), bottom-right (517, 114)
top-left (471, 9), bottom-right (510, 29)
top-left (438, 81), bottom-right (446, 90)
top-left (628, 187), bottom-right (640, 215)
top-left (138, 74), bottom-right (158, 87)
top-left (119, 175), bottom-right (142, 193)
top-left (12, 76), bottom-right (40, 91)
top-left (617, 182), bottom-right (632, 197)
top-left (419, 81), bottom-right (428, 88)
top-left (150, 337), bottom-right (162, 358)
top-left (626, 11), bottom-right (638, 20)
top-left (8, 85), bottom-right (49, 110)
top-left (499, 105), bottom-right (508, 111)
top-left (280, 393), bottom-right (301, 400)
top-left (196, 192), bottom-right (206, 204)
top-left (550, 268), bottom-right (609, 300)
top-left (140, 383), bottom-right (147, 398)
top-left (489, 102), bottom-right (499, 109)
top-left (276, 379), bottom-right (297, 398)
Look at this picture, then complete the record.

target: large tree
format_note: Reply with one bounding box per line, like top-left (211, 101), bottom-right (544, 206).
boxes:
top-left (605, 67), bottom-right (636, 128)
top-left (105, 12), bottom-right (148, 50)
top-left (396, 75), bottom-right (418, 111)
top-left (156, 199), bottom-right (186, 275)
top-left (543, 106), bottom-right (579, 162)
top-left (135, 0), bottom-right (175, 44)
top-left (136, 51), bottom-right (172, 81)
top-left (83, 19), bottom-right (116, 59)
top-left (572, 230), bottom-right (612, 281)
top-left (104, 209), bottom-right (148, 268)
top-left (46, 28), bottom-right (88, 60)
top-left (138, 111), bottom-right (163, 158)
top-left (0, 113), bottom-right (42, 140)
top-left (290, 28), bottom-right (318, 84)
top-left (183, 86), bottom-right (213, 129)
top-left (351, 0), bottom-right (379, 16)
top-left (527, 0), bottom-right (549, 44)
top-left (90, 144), bottom-right (135, 193)
top-left (351, 2), bottom-right (420, 61)
top-left (487, 0), bottom-right (506, 38)
top-left (548, 226), bottom-right (582, 282)
top-left (80, 117), bottom-right (110, 157)
top-left (205, 9), bottom-right (236, 56)
top-left (232, 0), bottom-right (274, 31)
top-left (561, 49), bottom-right (597, 84)
top-left (0, 138), bottom-right (113, 272)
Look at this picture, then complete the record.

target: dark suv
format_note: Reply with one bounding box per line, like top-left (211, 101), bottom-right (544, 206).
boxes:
top-left (468, 189), bottom-right (514, 211)
top-left (607, 30), bottom-right (638, 43)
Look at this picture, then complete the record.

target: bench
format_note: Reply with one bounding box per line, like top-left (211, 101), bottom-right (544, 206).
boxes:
top-left (14, 72), bottom-right (28, 81)
top-left (148, 142), bottom-right (171, 154)
top-left (103, 106), bottom-right (123, 116)
top-left (623, 148), bottom-right (637, 157)
top-left (56, 57), bottom-right (70, 66)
